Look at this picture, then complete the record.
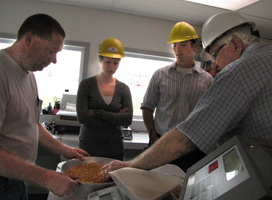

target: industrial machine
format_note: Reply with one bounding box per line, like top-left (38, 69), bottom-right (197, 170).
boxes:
top-left (179, 135), bottom-right (272, 200)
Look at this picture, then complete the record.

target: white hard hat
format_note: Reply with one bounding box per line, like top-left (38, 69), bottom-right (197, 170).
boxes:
top-left (201, 11), bottom-right (255, 60)
top-left (200, 50), bottom-right (212, 61)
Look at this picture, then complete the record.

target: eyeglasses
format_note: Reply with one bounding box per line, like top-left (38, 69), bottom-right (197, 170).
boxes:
top-left (210, 44), bottom-right (226, 60)
top-left (171, 41), bottom-right (191, 48)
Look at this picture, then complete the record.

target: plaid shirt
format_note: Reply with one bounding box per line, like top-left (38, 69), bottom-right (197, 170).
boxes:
top-left (141, 63), bottom-right (213, 135)
top-left (177, 42), bottom-right (272, 154)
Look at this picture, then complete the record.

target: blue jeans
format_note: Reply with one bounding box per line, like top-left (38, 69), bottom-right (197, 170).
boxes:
top-left (0, 176), bottom-right (28, 200)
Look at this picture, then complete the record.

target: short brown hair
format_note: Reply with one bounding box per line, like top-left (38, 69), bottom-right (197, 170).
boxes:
top-left (17, 13), bottom-right (66, 40)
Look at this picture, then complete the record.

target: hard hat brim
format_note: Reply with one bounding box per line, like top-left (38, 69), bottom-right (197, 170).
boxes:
top-left (200, 50), bottom-right (212, 61)
top-left (99, 53), bottom-right (125, 59)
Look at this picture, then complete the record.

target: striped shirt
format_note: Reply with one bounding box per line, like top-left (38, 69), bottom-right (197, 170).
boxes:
top-left (141, 63), bottom-right (213, 135)
top-left (177, 42), bottom-right (272, 154)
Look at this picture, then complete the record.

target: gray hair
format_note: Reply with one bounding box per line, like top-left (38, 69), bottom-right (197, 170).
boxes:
top-left (216, 23), bottom-right (260, 46)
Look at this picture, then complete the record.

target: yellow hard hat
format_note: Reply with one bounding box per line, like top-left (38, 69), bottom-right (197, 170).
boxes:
top-left (99, 38), bottom-right (125, 58)
top-left (167, 21), bottom-right (198, 44)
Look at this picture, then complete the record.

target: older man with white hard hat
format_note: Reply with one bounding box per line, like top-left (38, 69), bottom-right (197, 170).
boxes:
top-left (103, 11), bottom-right (272, 174)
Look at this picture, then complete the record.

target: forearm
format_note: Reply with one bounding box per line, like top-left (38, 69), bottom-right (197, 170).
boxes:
top-left (77, 109), bottom-right (100, 126)
top-left (128, 128), bottom-right (197, 170)
top-left (0, 147), bottom-right (53, 187)
top-left (95, 89), bottom-right (133, 126)
top-left (38, 123), bottom-right (67, 155)
top-left (0, 146), bottom-right (84, 197)
top-left (142, 108), bottom-right (158, 145)
top-left (142, 108), bottom-right (156, 133)
top-left (100, 84), bottom-right (133, 126)
top-left (38, 123), bottom-right (89, 161)
top-left (94, 109), bottom-right (132, 126)
top-left (78, 107), bottom-right (130, 127)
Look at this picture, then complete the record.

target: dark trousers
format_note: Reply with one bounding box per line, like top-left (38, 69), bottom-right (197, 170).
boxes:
top-left (170, 148), bottom-right (206, 172)
top-left (0, 175), bottom-right (28, 200)
top-left (148, 133), bottom-right (206, 172)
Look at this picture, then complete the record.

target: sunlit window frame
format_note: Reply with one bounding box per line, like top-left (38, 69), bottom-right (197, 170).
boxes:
top-left (1, 33), bottom-right (178, 120)
top-left (121, 47), bottom-right (176, 118)
top-left (0, 32), bottom-right (90, 109)
top-left (0, 32), bottom-right (89, 82)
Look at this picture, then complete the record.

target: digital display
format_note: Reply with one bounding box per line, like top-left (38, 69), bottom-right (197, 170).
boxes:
top-left (209, 160), bottom-right (218, 173)
top-left (223, 148), bottom-right (244, 181)
top-left (99, 193), bottom-right (113, 200)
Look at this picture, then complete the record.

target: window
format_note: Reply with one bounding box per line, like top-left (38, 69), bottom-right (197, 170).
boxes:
top-left (0, 33), bottom-right (89, 110)
top-left (114, 48), bottom-right (175, 116)
top-left (34, 42), bottom-right (89, 109)
top-left (0, 35), bottom-right (15, 49)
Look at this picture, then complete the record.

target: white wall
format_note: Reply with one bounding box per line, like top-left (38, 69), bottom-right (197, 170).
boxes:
top-left (0, 0), bottom-right (202, 77)
top-left (2, 0), bottom-right (272, 133)
top-left (1, 0), bottom-right (271, 76)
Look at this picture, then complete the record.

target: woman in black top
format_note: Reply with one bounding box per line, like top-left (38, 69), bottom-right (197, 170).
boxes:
top-left (76, 38), bottom-right (133, 160)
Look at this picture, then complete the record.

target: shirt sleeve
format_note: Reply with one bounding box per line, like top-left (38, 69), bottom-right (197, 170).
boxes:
top-left (94, 84), bottom-right (133, 126)
top-left (0, 75), bottom-right (7, 131)
top-left (140, 70), bottom-right (160, 111)
top-left (76, 79), bottom-right (107, 126)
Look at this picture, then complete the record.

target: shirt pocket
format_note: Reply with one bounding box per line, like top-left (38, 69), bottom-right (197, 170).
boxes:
top-left (35, 95), bottom-right (43, 123)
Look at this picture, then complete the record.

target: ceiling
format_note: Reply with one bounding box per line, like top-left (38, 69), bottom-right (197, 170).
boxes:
top-left (35, 0), bottom-right (272, 40)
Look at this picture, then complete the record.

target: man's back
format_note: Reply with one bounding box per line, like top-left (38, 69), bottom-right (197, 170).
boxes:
top-left (178, 42), bottom-right (272, 154)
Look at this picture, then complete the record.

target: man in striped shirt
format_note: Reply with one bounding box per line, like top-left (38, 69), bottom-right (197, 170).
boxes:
top-left (140, 21), bottom-right (213, 171)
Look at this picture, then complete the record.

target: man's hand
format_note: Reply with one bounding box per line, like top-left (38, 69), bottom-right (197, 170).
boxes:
top-left (45, 171), bottom-right (79, 197)
top-left (102, 160), bottom-right (128, 179)
top-left (62, 147), bottom-right (90, 161)
top-left (37, 123), bottom-right (89, 161)
top-left (150, 129), bottom-right (160, 145)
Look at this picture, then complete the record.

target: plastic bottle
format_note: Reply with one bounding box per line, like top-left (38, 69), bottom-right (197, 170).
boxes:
top-left (51, 122), bottom-right (56, 134)
top-left (47, 102), bottom-right (52, 114)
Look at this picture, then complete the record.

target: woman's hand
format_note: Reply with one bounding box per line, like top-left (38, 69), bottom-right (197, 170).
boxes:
top-left (120, 107), bottom-right (129, 113)
top-left (88, 109), bottom-right (95, 115)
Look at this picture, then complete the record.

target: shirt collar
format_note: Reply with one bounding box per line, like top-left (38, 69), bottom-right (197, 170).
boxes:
top-left (172, 62), bottom-right (201, 74)
top-left (242, 41), bottom-right (264, 58)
